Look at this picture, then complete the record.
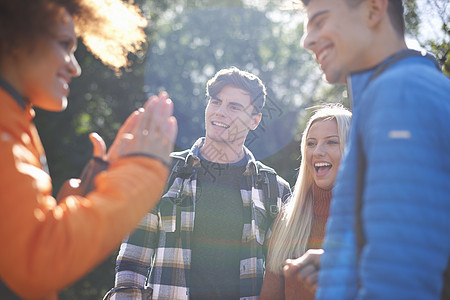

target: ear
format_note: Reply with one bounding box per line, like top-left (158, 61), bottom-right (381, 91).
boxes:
top-left (249, 113), bottom-right (262, 131)
top-left (366, 0), bottom-right (389, 28)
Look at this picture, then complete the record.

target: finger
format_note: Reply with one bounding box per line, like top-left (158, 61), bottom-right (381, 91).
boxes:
top-left (156, 116), bottom-right (177, 166)
top-left (105, 110), bottom-right (141, 162)
top-left (297, 264), bottom-right (317, 281)
top-left (307, 248), bottom-right (325, 265)
top-left (135, 95), bottom-right (158, 136)
top-left (158, 98), bottom-right (174, 137)
top-left (145, 96), bottom-right (165, 135)
top-left (289, 256), bottom-right (307, 269)
top-left (283, 259), bottom-right (301, 278)
top-left (301, 273), bottom-right (318, 295)
top-left (159, 91), bottom-right (169, 100)
top-left (165, 116), bottom-right (178, 146)
top-left (307, 270), bottom-right (319, 286)
top-left (118, 108), bottom-right (143, 137)
top-left (113, 132), bottom-right (134, 161)
top-left (283, 266), bottom-right (293, 279)
top-left (144, 91), bottom-right (169, 110)
top-left (89, 132), bottom-right (107, 158)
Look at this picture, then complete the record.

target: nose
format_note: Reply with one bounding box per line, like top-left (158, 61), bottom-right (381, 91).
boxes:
top-left (313, 142), bottom-right (326, 157)
top-left (215, 103), bottom-right (227, 116)
top-left (301, 29), bottom-right (315, 52)
top-left (67, 53), bottom-right (81, 78)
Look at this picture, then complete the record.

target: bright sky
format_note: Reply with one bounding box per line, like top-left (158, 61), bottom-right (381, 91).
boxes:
top-left (415, 0), bottom-right (449, 41)
top-left (247, 0), bottom-right (448, 45)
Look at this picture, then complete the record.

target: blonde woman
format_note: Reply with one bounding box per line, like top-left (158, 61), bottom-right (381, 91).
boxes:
top-left (260, 104), bottom-right (351, 300)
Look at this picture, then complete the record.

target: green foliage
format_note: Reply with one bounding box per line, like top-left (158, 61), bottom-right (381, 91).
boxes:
top-left (143, 6), bottom-right (331, 165)
top-left (405, 0), bottom-right (449, 75)
top-left (426, 21), bottom-right (450, 76)
top-left (404, 0), bottom-right (420, 36)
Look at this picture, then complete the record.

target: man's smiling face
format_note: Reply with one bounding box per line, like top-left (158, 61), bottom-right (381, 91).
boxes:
top-left (301, 0), bottom-right (373, 83)
top-left (205, 84), bottom-right (260, 146)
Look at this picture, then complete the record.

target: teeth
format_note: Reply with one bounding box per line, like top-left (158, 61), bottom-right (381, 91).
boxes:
top-left (212, 121), bottom-right (229, 128)
top-left (318, 49), bottom-right (330, 64)
top-left (315, 162), bottom-right (331, 167)
top-left (58, 77), bottom-right (69, 90)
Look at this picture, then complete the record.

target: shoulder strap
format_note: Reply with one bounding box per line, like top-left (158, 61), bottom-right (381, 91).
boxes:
top-left (104, 151), bottom-right (191, 300)
top-left (355, 138), bottom-right (367, 259)
top-left (163, 149), bottom-right (190, 194)
top-left (369, 49), bottom-right (441, 82)
top-left (140, 150), bottom-right (191, 293)
top-left (256, 162), bottom-right (280, 221)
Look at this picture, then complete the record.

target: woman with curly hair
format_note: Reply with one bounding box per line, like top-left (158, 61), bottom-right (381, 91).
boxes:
top-left (0, 0), bottom-right (177, 299)
top-left (260, 104), bottom-right (351, 300)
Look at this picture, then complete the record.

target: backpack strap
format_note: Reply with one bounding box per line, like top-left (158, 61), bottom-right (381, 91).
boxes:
top-left (164, 149), bottom-right (191, 194)
top-left (255, 162), bottom-right (280, 223)
top-left (159, 149), bottom-right (194, 240)
top-left (141, 149), bottom-right (194, 293)
top-left (369, 49), bottom-right (441, 83)
top-left (355, 138), bottom-right (367, 260)
top-left (104, 150), bottom-right (195, 300)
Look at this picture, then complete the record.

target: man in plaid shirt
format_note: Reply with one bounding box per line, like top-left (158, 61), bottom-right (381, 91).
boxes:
top-left (107, 67), bottom-right (291, 300)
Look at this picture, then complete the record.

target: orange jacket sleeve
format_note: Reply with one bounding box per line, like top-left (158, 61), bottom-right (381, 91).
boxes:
top-left (0, 90), bottom-right (169, 299)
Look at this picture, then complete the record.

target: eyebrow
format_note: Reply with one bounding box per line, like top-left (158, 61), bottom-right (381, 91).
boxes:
top-left (213, 97), bottom-right (246, 109)
top-left (229, 101), bottom-right (245, 109)
top-left (307, 135), bottom-right (339, 140)
top-left (307, 10), bottom-right (329, 28)
top-left (61, 33), bottom-right (78, 50)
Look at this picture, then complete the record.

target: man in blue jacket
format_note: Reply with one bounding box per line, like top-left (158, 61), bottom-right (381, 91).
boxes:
top-left (283, 0), bottom-right (450, 299)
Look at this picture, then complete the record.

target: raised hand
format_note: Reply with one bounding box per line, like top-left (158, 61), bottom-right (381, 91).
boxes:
top-left (106, 91), bottom-right (177, 166)
top-left (283, 248), bottom-right (324, 294)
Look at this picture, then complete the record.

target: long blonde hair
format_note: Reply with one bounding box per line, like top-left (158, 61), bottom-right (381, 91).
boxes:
top-left (267, 103), bottom-right (352, 274)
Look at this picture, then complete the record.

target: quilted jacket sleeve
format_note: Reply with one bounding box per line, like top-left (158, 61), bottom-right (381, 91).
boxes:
top-left (317, 60), bottom-right (450, 300)
top-left (355, 66), bottom-right (450, 299)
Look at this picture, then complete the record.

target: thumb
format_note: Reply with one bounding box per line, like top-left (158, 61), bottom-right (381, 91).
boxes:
top-left (283, 259), bottom-right (300, 278)
top-left (89, 132), bottom-right (107, 158)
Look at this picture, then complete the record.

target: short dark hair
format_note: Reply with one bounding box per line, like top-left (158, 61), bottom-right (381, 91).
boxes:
top-left (298, 0), bottom-right (405, 37)
top-left (206, 67), bottom-right (266, 115)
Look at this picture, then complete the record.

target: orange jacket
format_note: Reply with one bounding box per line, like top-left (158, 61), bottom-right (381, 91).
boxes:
top-left (0, 88), bottom-right (168, 299)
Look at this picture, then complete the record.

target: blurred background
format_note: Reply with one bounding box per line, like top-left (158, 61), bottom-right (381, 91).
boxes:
top-left (34, 0), bottom-right (448, 298)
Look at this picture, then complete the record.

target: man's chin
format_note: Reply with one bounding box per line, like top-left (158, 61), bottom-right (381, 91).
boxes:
top-left (322, 70), bottom-right (347, 84)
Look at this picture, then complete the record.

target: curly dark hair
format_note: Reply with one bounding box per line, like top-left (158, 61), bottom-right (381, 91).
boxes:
top-left (0, 0), bottom-right (147, 70)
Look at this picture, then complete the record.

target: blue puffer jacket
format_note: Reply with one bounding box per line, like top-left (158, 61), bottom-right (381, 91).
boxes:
top-left (316, 50), bottom-right (450, 300)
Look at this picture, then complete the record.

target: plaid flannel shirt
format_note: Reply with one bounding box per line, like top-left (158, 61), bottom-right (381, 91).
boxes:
top-left (109, 138), bottom-right (291, 300)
